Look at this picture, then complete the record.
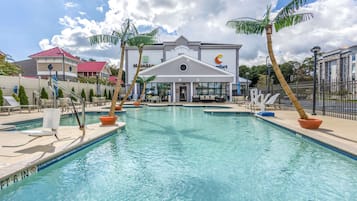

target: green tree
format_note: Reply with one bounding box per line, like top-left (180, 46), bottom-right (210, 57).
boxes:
top-left (0, 88), bottom-right (3, 106)
top-left (89, 88), bottom-right (94, 102)
top-left (71, 87), bottom-right (77, 101)
top-left (58, 88), bottom-right (64, 98)
top-left (109, 65), bottom-right (119, 76)
top-left (227, 0), bottom-right (313, 120)
top-left (89, 18), bottom-right (137, 117)
top-left (12, 93), bottom-right (20, 102)
top-left (81, 89), bottom-right (86, 101)
top-left (239, 65), bottom-right (251, 79)
top-left (0, 55), bottom-right (21, 76)
top-left (136, 75), bottom-right (156, 103)
top-left (108, 89), bottom-right (112, 100)
top-left (119, 28), bottom-right (158, 107)
top-left (104, 88), bottom-right (107, 99)
top-left (40, 87), bottom-right (49, 99)
top-left (18, 85), bottom-right (29, 105)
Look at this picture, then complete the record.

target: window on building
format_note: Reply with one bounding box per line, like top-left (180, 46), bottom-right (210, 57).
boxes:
top-left (352, 54), bottom-right (356, 61)
top-left (196, 82), bottom-right (227, 96)
top-left (143, 56), bottom-right (149, 64)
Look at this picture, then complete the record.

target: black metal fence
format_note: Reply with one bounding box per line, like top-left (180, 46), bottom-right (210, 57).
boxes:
top-left (270, 80), bottom-right (357, 120)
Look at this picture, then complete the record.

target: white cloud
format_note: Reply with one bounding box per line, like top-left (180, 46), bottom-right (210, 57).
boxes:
top-left (79, 11), bottom-right (86, 16)
top-left (64, 2), bottom-right (78, 9)
top-left (40, 0), bottom-right (357, 66)
top-left (39, 39), bottom-right (54, 50)
top-left (96, 6), bottom-right (104, 13)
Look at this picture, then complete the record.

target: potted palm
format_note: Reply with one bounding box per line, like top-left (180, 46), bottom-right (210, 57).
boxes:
top-left (89, 19), bottom-right (137, 125)
top-left (118, 28), bottom-right (158, 108)
top-left (134, 75), bottom-right (156, 106)
top-left (227, 0), bottom-right (322, 129)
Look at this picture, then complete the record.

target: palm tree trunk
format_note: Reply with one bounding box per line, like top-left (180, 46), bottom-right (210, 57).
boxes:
top-left (265, 25), bottom-right (308, 119)
top-left (109, 43), bottom-right (125, 116)
top-left (138, 82), bottom-right (146, 103)
top-left (120, 47), bottom-right (143, 106)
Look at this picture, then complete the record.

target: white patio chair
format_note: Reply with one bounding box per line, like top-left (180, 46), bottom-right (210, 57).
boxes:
top-left (2, 96), bottom-right (38, 114)
top-left (264, 93), bottom-right (280, 110)
top-left (21, 108), bottom-right (61, 139)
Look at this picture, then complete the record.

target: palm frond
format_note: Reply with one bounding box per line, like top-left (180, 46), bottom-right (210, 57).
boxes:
top-left (136, 76), bottom-right (144, 84)
top-left (145, 75), bottom-right (156, 83)
top-left (89, 34), bottom-right (119, 46)
top-left (226, 18), bottom-right (266, 35)
top-left (275, 0), bottom-right (310, 19)
top-left (136, 75), bottom-right (156, 84)
top-left (274, 12), bottom-right (313, 32)
top-left (127, 28), bottom-right (158, 47)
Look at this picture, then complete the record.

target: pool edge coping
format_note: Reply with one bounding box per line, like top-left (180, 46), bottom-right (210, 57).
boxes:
top-left (204, 110), bottom-right (357, 160)
top-left (0, 122), bottom-right (125, 190)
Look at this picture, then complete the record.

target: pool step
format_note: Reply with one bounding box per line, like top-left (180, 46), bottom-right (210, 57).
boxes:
top-left (0, 125), bottom-right (16, 131)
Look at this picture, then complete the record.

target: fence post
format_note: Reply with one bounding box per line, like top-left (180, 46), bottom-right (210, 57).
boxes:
top-left (322, 79), bottom-right (325, 115)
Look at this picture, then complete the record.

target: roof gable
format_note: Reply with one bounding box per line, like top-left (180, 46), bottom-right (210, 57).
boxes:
top-left (77, 61), bottom-right (107, 73)
top-left (140, 55), bottom-right (233, 77)
top-left (30, 47), bottom-right (79, 61)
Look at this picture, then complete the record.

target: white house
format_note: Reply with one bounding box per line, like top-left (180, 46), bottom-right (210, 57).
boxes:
top-left (125, 36), bottom-right (243, 102)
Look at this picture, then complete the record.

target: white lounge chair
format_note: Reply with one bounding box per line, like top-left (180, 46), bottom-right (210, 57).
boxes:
top-left (256, 93), bottom-right (271, 111)
top-left (2, 96), bottom-right (38, 114)
top-left (248, 88), bottom-right (261, 109)
top-left (265, 93), bottom-right (280, 110)
top-left (21, 108), bottom-right (61, 139)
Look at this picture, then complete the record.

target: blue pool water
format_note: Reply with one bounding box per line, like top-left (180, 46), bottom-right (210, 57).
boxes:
top-left (1, 107), bottom-right (357, 200)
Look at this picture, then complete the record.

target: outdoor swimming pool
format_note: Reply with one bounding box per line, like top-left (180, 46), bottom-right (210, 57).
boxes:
top-left (1, 107), bottom-right (357, 200)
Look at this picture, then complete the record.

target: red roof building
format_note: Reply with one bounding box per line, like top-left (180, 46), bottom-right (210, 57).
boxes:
top-left (30, 47), bottom-right (80, 61)
top-left (18, 47), bottom-right (82, 81)
top-left (109, 75), bottom-right (124, 85)
top-left (77, 61), bottom-right (111, 79)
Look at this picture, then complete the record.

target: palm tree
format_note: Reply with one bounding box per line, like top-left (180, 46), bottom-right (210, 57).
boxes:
top-left (136, 75), bottom-right (156, 103)
top-left (227, 1), bottom-right (313, 120)
top-left (119, 28), bottom-right (158, 107)
top-left (89, 19), bottom-right (137, 117)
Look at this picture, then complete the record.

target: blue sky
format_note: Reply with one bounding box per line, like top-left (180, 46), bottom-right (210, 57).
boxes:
top-left (0, 0), bottom-right (107, 60)
top-left (1, 0), bottom-right (356, 66)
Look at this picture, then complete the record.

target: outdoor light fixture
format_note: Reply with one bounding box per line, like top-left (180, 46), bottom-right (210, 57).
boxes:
top-left (48, 64), bottom-right (53, 84)
top-left (311, 46), bottom-right (321, 115)
top-left (245, 72), bottom-right (250, 97)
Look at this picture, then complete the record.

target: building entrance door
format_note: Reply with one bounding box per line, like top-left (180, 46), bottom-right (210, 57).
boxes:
top-left (179, 86), bottom-right (187, 101)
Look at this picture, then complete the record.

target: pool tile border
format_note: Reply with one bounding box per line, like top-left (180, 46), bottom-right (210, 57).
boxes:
top-left (205, 110), bottom-right (356, 160)
top-left (0, 124), bottom-right (125, 191)
top-left (254, 115), bottom-right (357, 160)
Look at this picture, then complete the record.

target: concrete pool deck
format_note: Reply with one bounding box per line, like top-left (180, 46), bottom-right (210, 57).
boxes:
top-left (0, 106), bottom-right (125, 188)
top-left (204, 106), bottom-right (357, 158)
top-left (0, 103), bottom-right (356, 188)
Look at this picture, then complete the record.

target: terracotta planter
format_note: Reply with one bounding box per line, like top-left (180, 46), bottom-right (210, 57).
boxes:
top-left (115, 105), bottom-right (122, 111)
top-left (133, 101), bottom-right (141, 107)
top-left (99, 115), bottom-right (118, 126)
top-left (298, 118), bottom-right (323, 129)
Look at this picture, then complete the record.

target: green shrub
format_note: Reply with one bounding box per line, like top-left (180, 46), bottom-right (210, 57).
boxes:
top-left (108, 90), bottom-right (112, 100)
top-left (81, 89), bottom-right (86, 101)
top-left (12, 93), bottom-right (20, 102)
top-left (0, 88), bottom-right (3, 106)
top-left (104, 88), bottom-right (107, 99)
top-left (40, 87), bottom-right (48, 99)
top-left (71, 87), bottom-right (77, 101)
top-left (58, 88), bottom-right (64, 98)
top-left (89, 89), bottom-right (94, 102)
top-left (18, 85), bottom-right (29, 105)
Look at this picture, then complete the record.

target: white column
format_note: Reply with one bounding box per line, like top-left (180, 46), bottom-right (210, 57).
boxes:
top-left (172, 82), bottom-right (176, 103)
top-left (190, 82), bottom-right (193, 102)
top-left (133, 83), bottom-right (138, 100)
top-left (229, 83), bottom-right (232, 102)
